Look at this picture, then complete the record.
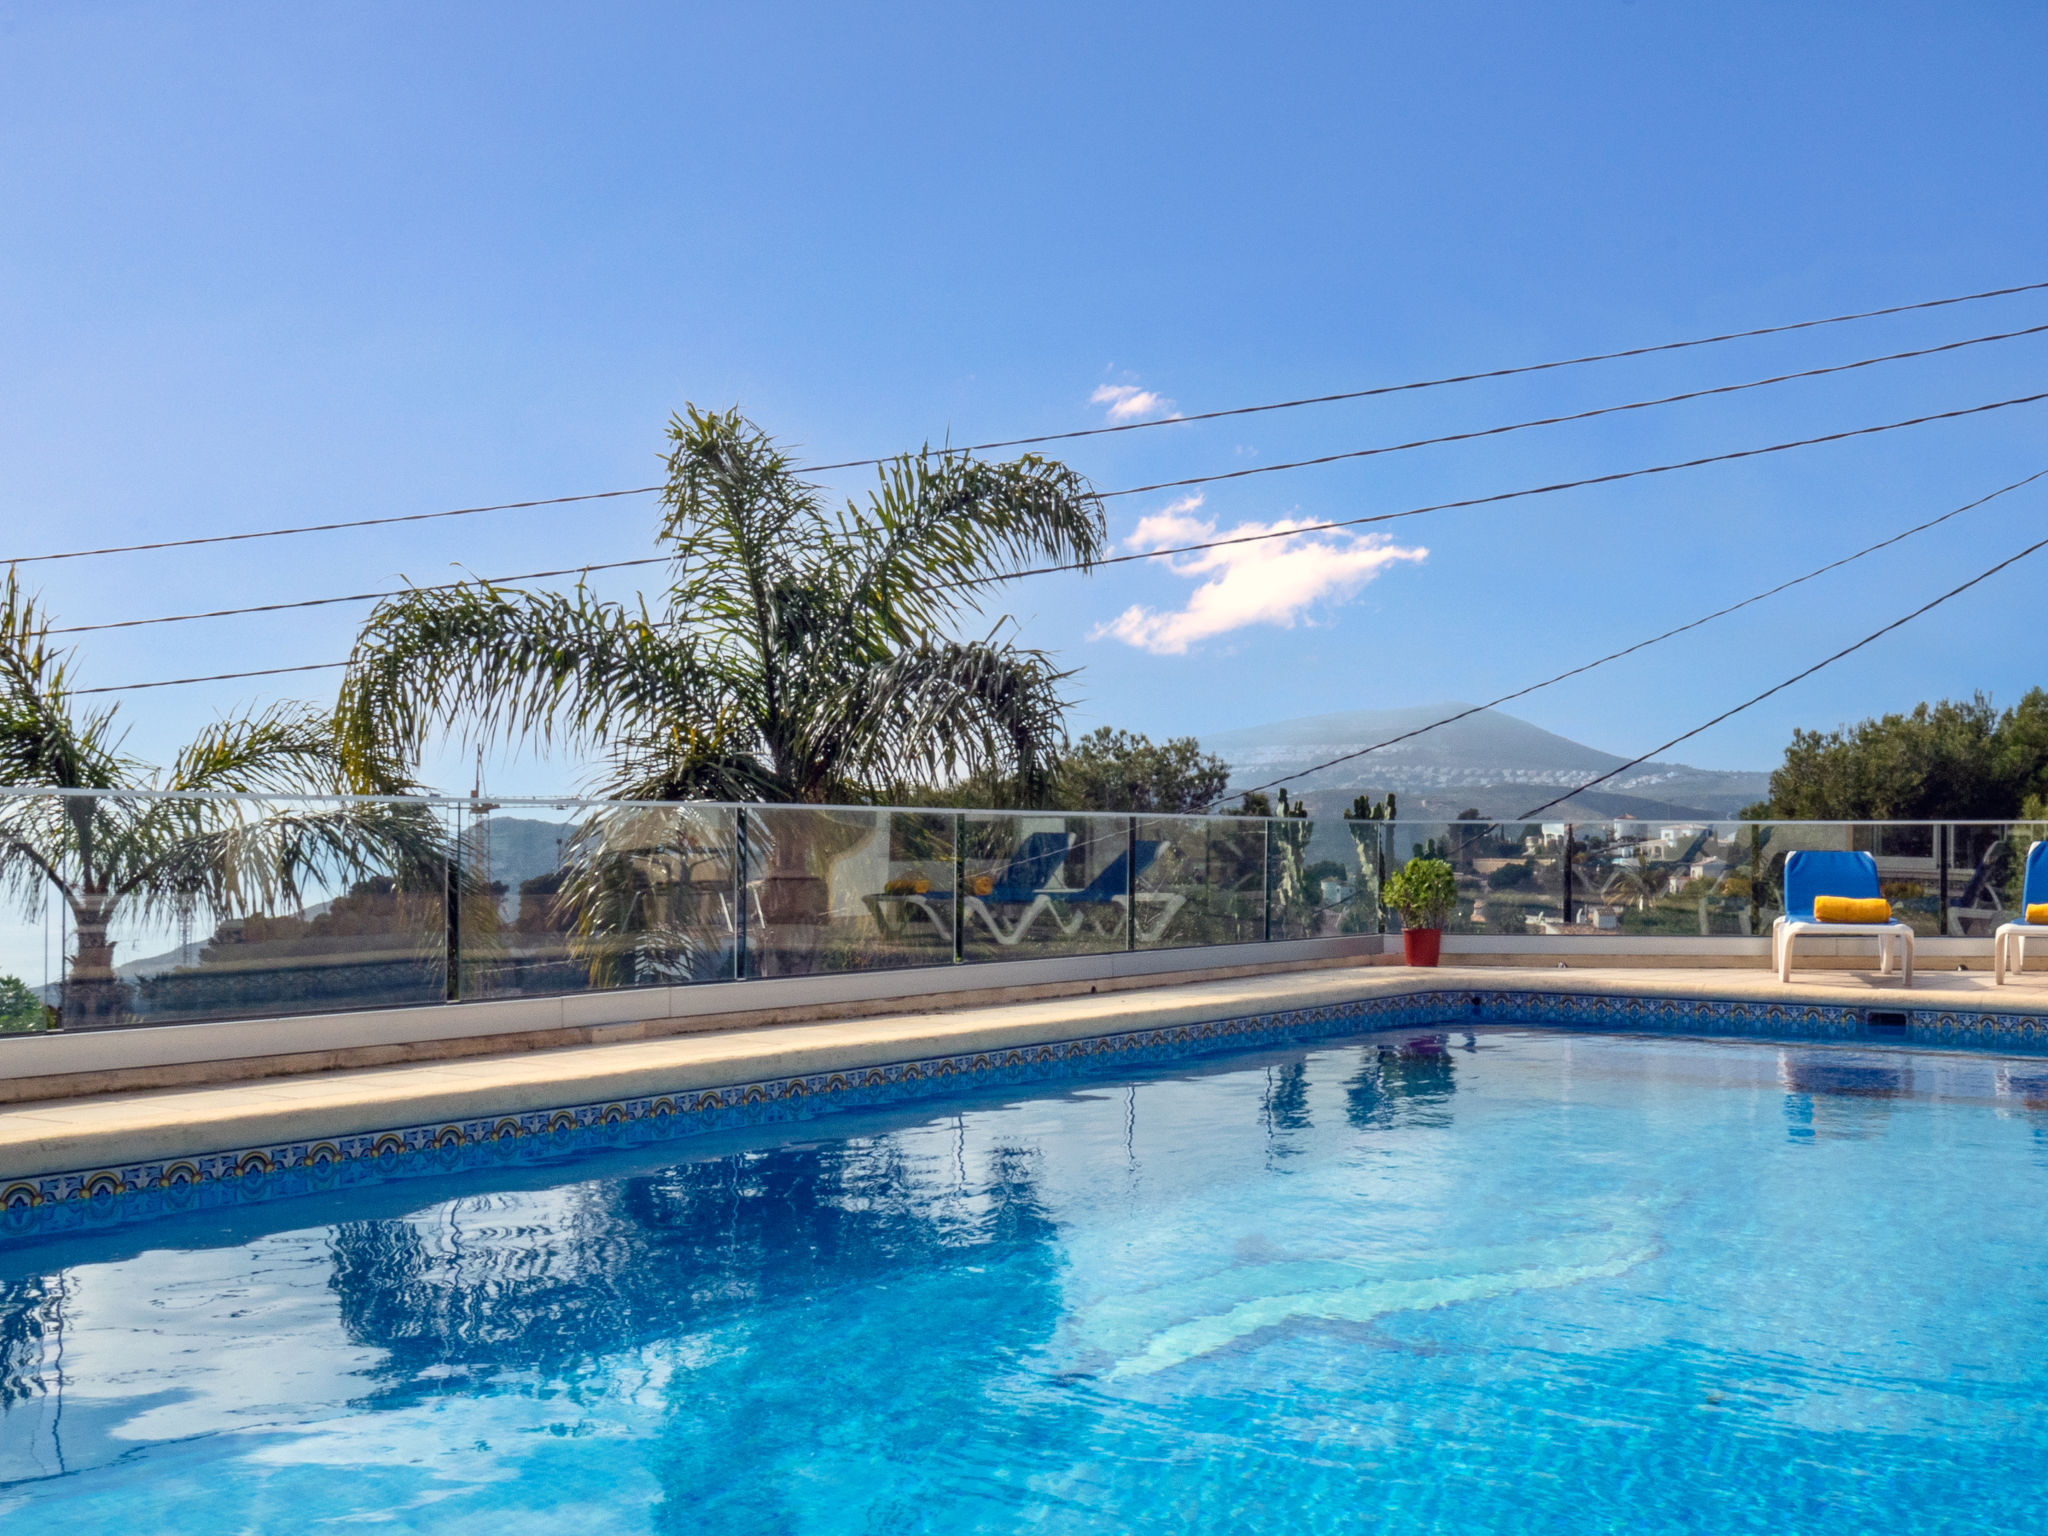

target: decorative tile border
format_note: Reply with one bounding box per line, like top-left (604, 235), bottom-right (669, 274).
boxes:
top-left (8, 986), bottom-right (2048, 1239)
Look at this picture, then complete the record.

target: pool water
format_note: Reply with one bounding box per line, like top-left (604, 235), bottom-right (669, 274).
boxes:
top-left (5, 1025), bottom-right (2048, 1533)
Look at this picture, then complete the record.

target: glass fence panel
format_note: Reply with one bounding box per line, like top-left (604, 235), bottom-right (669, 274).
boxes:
top-left (744, 807), bottom-right (955, 979)
top-left (0, 792), bottom-right (458, 1032)
top-left (1469, 820), bottom-right (1563, 937)
top-left (460, 803), bottom-right (739, 998)
top-left (959, 812), bottom-right (1129, 962)
top-left (1265, 813), bottom-right (1319, 940)
top-left (1132, 816), bottom-right (1267, 949)
top-left (1559, 820), bottom-right (1749, 936)
top-left (1914, 821), bottom-right (2048, 938)
top-left (17, 784), bottom-right (2048, 1042)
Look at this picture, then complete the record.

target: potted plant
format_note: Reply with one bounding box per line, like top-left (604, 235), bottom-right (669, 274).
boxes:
top-left (1382, 856), bottom-right (1456, 966)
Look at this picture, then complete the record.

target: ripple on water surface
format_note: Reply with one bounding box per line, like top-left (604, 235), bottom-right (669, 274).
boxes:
top-left (4, 1026), bottom-right (2048, 1533)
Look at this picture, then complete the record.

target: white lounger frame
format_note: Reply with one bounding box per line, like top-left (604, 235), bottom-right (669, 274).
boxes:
top-left (1994, 920), bottom-right (2048, 983)
top-left (1772, 916), bottom-right (1915, 984)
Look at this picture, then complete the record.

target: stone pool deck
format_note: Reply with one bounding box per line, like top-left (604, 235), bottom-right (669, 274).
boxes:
top-left (4, 962), bottom-right (2048, 1185)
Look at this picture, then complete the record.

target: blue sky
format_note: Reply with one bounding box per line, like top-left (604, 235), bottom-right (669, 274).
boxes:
top-left (5, 1), bottom-right (2047, 795)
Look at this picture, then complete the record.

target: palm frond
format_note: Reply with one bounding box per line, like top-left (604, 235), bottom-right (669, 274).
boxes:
top-left (336, 581), bottom-right (716, 781)
top-left (0, 568), bottom-right (139, 791)
top-left (841, 452), bottom-right (1107, 639)
top-left (826, 633), bottom-right (1074, 800)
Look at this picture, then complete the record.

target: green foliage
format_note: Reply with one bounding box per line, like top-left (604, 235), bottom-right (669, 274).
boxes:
top-left (1382, 856), bottom-right (1456, 929)
top-left (338, 405), bottom-right (1107, 806)
top-left (1050, 728), bottom-right (1231, 814)
top-left (1487, 859), bottom-right (1536, 890)
top-left (0, 973), bottom-right (42, 1032)
top-left (1754, 689), bottom-right (2048, 819)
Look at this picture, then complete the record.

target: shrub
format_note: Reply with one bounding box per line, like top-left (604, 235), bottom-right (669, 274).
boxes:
top-left (1382, 857), bottom-right (1456, 930)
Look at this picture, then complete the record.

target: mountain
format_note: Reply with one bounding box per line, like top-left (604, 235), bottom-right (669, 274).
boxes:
top-left (1203, 703), bottom-right (1769, 820)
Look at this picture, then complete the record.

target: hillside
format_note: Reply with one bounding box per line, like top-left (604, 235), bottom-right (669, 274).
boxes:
top-left (1204, 703), bottom-right (1769, 820)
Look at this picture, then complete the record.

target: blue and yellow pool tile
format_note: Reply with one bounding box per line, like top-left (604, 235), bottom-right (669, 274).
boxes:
top-left (12, 985), bottom-right (2048, 1234)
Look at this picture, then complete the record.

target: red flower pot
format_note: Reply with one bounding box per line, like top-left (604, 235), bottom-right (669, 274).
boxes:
top-left (1402, 927), bottom-right (1443, 967)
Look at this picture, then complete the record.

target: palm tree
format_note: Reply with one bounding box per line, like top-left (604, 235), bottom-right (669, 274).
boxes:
top-left (336, 405), bottom-right (1108, 805)
top-left (0, 572), bottom-right (442, 1027)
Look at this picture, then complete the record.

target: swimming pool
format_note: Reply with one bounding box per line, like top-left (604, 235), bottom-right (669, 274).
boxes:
top-left (4, 1023), bottom-right (2047, 1532)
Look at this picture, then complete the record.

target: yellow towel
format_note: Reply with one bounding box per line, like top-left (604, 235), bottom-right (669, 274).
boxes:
top-left (2028, 902), bottom-right (2048, 925)
top-left (1814, 895), bottom-right (1891, 924)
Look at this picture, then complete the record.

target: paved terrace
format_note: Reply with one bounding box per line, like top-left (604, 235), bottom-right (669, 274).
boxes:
top-left (5, 962), bottom-right (2048, 1183)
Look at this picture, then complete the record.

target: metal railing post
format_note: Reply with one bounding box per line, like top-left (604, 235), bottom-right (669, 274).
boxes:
top-left (1263, 818), bottom-right (1274, 942)
top-left (952, 812), bottom-right (965, 964)
top-left (1377, 821), bottom-right (1388, 934)
top-left (1938, 822), bottom-right (1951, 936)
top-left (1562, 824), bottom-right (1576, 928)
top-left (734, 807), bottom-right (748, 980)
top-left (443, 820), bottom-right (461, 1002)
top-left (1126, 816), bottom-right (1137, 952)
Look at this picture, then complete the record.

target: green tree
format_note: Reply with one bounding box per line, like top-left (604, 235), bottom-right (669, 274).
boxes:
top-left (0, 571), bottom-right (440, 1026)
top-left (1750, 690), bottom-right (2048, 820)
top-left (1050, 727), bottom-right (1231, 813)
top-left (338, 406), bottom-right (1107, 805)
top-left (0, 973), bottom-right (41, 1032)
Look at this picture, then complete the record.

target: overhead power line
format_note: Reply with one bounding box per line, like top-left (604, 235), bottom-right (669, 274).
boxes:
top-left (4, 485), bottom-right (667, 570)
top-left (73, 660), bottom-right (351, 694)
top-left (47, 343), bottom-right (2048, 638)
top-left (58, 388), bottom-right (2048, 645)
top-left (1098, 385), bottom-right (2048, 501)
top-left (1209, 466), bottom-right (2048, 808)
top-left (50, 556), bottom-right (675, 636)
top-left (800, 275), bottom-right (2048, 470)
top-left (68, 391), bottom-right (2048, 694)
top-left (1516, 525), bottom-right (2048, 819)
top-left (11, 279), bottom-right (2048, 568)
top-left (939, 388), bottom-right (2048, 590)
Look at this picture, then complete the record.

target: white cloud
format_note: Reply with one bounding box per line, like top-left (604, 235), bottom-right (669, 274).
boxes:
top-left (1090, 382), bottom-right (1176, 423)
top-left (1091, 494), bottom-right (1427, 655)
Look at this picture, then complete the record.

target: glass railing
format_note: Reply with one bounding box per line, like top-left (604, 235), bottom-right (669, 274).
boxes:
top-left (2, 789), bottom-right (2044, 1036)
top-left (1376, 816), bottom-right (2048, 939)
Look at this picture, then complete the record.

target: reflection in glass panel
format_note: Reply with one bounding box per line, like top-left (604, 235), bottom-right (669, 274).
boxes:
top-left (0, 791), bottom-right (455, 1030)
top-left (958, 813), bottom-right (1129, 962)
top-left (461, 804), bottom-right (738, 998)
top-left (745, 807), bottom-right (953, 979)
top-left (1266, 809), bottom-right (1318, 940)
top-left (1133, 816), bottom-right (1266, 950)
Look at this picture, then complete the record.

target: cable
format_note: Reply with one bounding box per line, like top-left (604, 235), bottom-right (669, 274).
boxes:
top-left (1098, 385), bottom-right (2048, 501)
top-left (5, 486), bottom-right (668, 568)
top-left (1515, 526), bottom-right (2048, 820)
top-left (935, 388), bottom-right (2048, 590)
top-left (49, 555), bottom-right (676, 636)
top-left (47, 365), bottom-right (2048, 638)
top-left (11, 280), bottom-right (2048, 567)
top-left (797, 276), bottom-right (2048, 469)
top-left (65, 389), bottom-right (2048, 691)
top-left (52, 338), bottom-right (2048, 635)
top-left (73, 661), bottom-right (348, 695)
top-left (1093, 316), bottom-right (2048, 497)
top-left (1209, 467), bottom-right (2048, 807)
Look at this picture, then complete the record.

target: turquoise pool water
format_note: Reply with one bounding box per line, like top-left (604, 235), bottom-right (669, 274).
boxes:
top-left (4, 1024), bottom-right (2048, 1532)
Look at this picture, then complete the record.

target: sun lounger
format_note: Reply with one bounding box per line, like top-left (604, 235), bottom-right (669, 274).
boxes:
top-left (1993, 840), bottom-right (2048, 984)
top-left (1772, 850), bottom-right (1914, 984)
